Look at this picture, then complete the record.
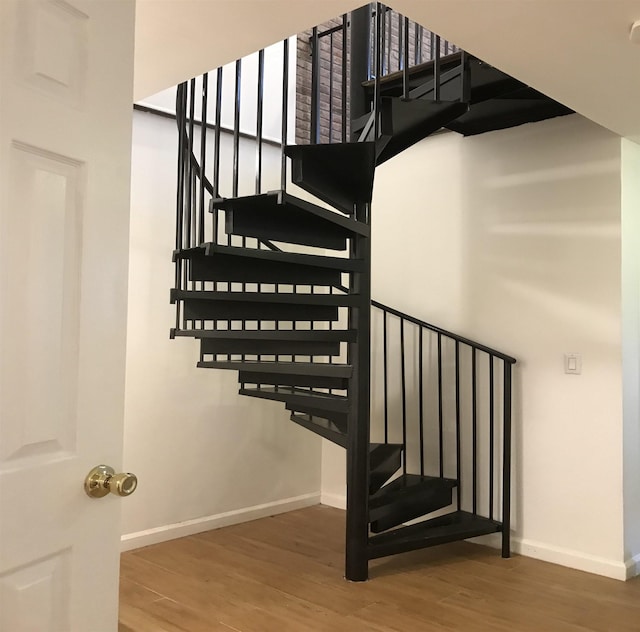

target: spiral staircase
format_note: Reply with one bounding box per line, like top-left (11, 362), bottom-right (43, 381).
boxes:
top-left (171, 3), bottom-right (571, 581)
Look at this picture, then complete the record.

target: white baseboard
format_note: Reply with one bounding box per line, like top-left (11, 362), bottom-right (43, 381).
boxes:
top-left (120, 492), bottom-right (321, 552)
top-left (625, 552), bottom-right (640, 579)
top-left (468, 532), bottom-right (628, 581)
top-left (321, 492), bottom-right (346, 510)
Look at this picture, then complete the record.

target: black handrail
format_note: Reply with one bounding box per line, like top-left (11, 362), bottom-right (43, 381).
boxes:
top-left (372, 299), bottom-right (517, 364)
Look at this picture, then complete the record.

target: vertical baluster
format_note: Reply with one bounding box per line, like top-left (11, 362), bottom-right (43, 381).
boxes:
top-left (186, 78), bottom-right (196, 249)
top-left (430, 31), bottom-right (435, 61)
top-left (380, 4), bottom-right (386, 76)
top-left (310, 27), bottom-right (320, 143)
top-left (341, 14), bottom-right (348, 143)
top-left (233, 60), bottom-right (241, 199)
top-left (434, 35), bottom-right (441, 101)
top-left (212, 67), bottom-right (223, 245)
top-left (329, 31), bottom-right (334, 143)
top-left (176, 83), bottom-right (185, 255)
top-left (437, 333), bottom-right (444, 478)
top-left (460, 50), bottom-right (471, 104)
top-left (414, 22), bottom-right (420, 65)
top-left (455, 340), bottom-right (461, 510)
top-left (400, 318), bottom-right (407, 475)
top-left (281, 37), bottom-right (289, 191)
top-left (383, 310), bottom-right (388, 443)
top-left (419, 326), bottom-right (424, 476)
top-left (199, 73), bottom-right (208, 247)
top-left (255, 50), bottom-right (264, 195)
top-left (472, 347), bottom-right (477, 515)
top-left (489, 354), bottom-right (495, 520)
top-left (175, 84), bottom-right (186, 331)
top-left (386, 8), bottom-right (391, 76)
top-left (397, 11), bottom-right (403, 72)
top-left (502, 362), bottom-right (513, 558)
top-left (402, 16), bottom-right (409, 100)
top-left (373, 3), bottom-right (382, 139)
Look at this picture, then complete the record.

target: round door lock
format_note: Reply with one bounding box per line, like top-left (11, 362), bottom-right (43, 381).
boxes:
top-left (84, 465), bottom-right (138, 498)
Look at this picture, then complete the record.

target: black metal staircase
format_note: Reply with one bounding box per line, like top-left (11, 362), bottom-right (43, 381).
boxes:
top-left (171, 2), bottom-right (568, 581)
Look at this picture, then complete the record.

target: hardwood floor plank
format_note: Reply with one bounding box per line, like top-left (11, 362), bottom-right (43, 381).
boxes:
top-left (120, 506), bottom-right (640, 632)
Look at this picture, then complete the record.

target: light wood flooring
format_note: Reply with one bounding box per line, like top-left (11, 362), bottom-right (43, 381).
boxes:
top-left (119, 505), bottom-right (640, 631)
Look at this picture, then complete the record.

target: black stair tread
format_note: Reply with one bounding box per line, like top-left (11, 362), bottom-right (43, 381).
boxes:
top-left (240, 386), bottom-right (350, 413)
top-left (369, 443), bottom-right (403, 471)
top-left (195, 243), bottom-right (363, 272)
top-left (176, 244), bottom-right (362, 272)
top-left (376, 99), bottom-right (469, 165)
top-left (445, 97), bottom-right (573, 136)
top-left (285, 143), bottom-right (376, 216)
top-left (172, 289), bottom-right (359, 307)
top-left (369, 473), bottom-right (457, 532)
top-left (198, 361), bottom-right (352, 377)
top-left (290, 413), bottom-right (347, 448)
top-left (199, 332), bottom-right (341, 357)
top-left (370, 473), bottom-right (457, 509)
top-left (368, 510), bottom-right (502, 560)
top-left (213, 190), bottom-right (370, 237)
top-left (285, 403), bottom-right (348, 427)
top-left (369, 443), bottom-right (403, 496)
top-left (171, 328), bottom-right (357, 342)
top-left (240, 370), bottom-right (348, 390)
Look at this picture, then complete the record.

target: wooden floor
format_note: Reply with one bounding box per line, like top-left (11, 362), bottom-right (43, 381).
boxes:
top-left (119, 506), bottom-right (640, 632)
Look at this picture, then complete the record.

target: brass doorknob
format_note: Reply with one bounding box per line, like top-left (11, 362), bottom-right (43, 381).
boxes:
top-left (84, 465), bottom-right (138, 498)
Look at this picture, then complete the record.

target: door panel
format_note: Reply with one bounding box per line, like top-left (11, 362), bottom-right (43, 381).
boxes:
top-left (0, 1), bottom-right (135, 630)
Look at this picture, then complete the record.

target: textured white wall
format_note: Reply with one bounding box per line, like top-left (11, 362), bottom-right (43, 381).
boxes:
top-left (321, 114), bottom-right (626, 578)
top-left (121, 109), bottom-right (322, 545)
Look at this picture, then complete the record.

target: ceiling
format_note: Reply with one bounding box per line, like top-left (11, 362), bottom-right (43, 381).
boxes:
top-left (135, 0), bottom-right (640, 142)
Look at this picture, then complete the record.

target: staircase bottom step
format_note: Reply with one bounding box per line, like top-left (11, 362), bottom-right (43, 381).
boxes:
top-left (368, 511), bottom-right (502, 560)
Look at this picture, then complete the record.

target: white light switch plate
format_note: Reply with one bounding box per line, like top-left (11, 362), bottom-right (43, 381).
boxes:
top-left (564, 353), bottom-right (582, 375)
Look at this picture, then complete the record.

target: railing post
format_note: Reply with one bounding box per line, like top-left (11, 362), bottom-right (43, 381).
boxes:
top-left (345, 200), bottom-right (371, 582)
top-left (349, 4), bottom-right (372, 140)
top-left (502, 362), bottom-right (512, 557)
top-left (310, 27), bottom-right (320, 144)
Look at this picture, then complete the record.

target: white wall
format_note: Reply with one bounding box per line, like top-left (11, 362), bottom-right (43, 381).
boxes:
top-left (622, 138), bottom-right (640, 576)
top-left (321, 114), bottom-right (627, 578)
top-left (121, 109), bottom-right (322, 549)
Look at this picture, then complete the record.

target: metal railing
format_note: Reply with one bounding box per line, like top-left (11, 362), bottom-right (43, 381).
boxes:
top-left (308, 3), bottom-right (461, 144)
top-left (174, 41), bottom-right (290, 257)
top-left (371, 300), bottom-right (514, 550)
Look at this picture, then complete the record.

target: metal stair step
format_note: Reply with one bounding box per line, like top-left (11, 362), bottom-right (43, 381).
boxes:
top-left (173, 289), bottom-right (358, 322)
top-left (285, 403), bottom-right (348, 429)
top-left (198, 361), bottom-right (352, 378)
top-left (285, 143), bottom-right (376, 216)
top-left (171, 328), bottom-right (357, 342)
top-left (200, 336), bottom-right (341, 357)
top-left (369, 443), bottom-right (403, 496)
top-left (239, 370), bottom-right (348, 390)
top-left (239, 386), bottom-right (350, 413)
top-left (290, 413), bottom-right (347, 448)
top-left (445, 97), bottom-right (573, 136)
top-left (375, 98), bottom-right (469, 165)
top-left (368, 510), bottom-right (502, 560)
top-left (213, 190), bottom-right (369, 251)
top-left (369, 473), bottom-right (457, 533)
top-left (179, 244), bottom-right (363, 286)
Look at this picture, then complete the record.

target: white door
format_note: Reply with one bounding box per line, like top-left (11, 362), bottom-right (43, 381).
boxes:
top-left (0, 1), bottom-right (135, 630)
